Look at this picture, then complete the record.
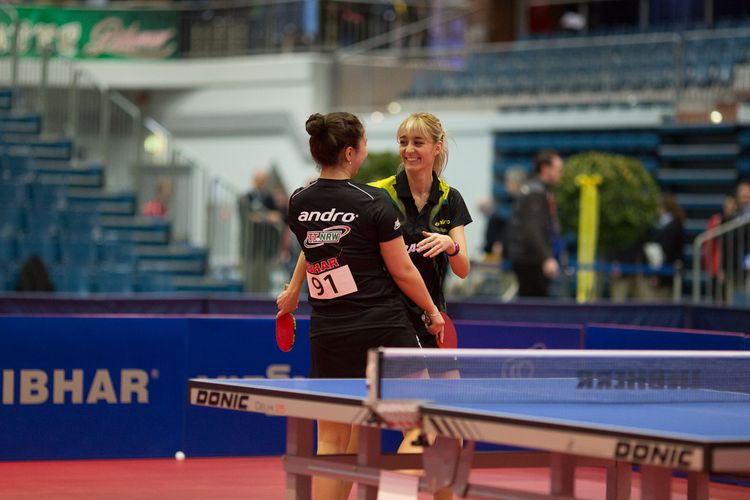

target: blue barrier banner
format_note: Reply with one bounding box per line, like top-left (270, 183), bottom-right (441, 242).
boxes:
top-left (205, 298), bottom-right (312, 316)
top-left (585, 323), bottom-right (746, 350)
top-left (0, 313), bottom-right (742, 460)
top-left (0, 295), bottom-right (205, 315)
top-left (183, 316), bottom-right (311, 457)
top-left (689, 306), bottom-right (750, 335)
top-left (456, 320), bottom-right (582, 349)
top-left (449, 301), bottom-right (686, 327)
top-left (0, 316), bottom-right (187, 460)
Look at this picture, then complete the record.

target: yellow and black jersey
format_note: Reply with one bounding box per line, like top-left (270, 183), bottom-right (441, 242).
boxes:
top-left (370, 171), bottom-right (472, 331)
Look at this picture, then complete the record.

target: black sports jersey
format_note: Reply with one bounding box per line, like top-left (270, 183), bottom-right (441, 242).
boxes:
top-left (288, 178), bottom-right (410, 337)
top-left (369, 171), bottom-right (472, 330)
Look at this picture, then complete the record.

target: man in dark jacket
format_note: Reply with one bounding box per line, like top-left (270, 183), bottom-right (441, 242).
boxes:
top-left (507, 150), bottom-right (564, 297)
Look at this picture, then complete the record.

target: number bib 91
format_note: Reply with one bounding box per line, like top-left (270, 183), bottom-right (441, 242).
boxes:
top-left (307, 265), bottom-right (358, 299)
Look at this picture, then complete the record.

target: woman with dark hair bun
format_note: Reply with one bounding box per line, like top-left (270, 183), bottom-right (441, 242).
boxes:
top-left (279, 111), bottom-right (443, 500)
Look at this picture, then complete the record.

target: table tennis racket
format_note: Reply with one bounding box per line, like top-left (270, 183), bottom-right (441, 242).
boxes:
top-left (421, 311), bottom-right (458, 349)
top-left (275, 312), bottom-right (296, 352)
top-left (437, 312), bottom-right (457, 349)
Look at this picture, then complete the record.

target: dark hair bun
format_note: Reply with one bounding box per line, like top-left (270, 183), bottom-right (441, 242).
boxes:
top-left (305, 114), bottom-right (326, 137)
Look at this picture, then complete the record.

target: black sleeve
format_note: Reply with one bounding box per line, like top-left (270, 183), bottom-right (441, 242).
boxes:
top-left (371, 191), bottom-right (403, 243)
top-left (287, 190), bottom-right (302, 238)
top-left (448, 188), bottom-right (473, 230)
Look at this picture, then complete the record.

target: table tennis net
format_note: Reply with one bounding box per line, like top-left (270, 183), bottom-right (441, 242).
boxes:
top-left (367, 349), bottom-right (750, 404)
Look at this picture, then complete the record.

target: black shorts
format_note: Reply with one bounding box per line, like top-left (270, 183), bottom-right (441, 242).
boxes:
top-left (310, 325), bottom-right (420, 378)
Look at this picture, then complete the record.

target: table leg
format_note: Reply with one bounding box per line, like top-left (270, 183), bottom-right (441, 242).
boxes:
top-left (687, 471), bottom-right (709, 500)
top-left (605, 461), bottom-right (632, 500)
top-left (357, 425), bottom-right (381, 500)
top-left (640, 466), bottom-right (671, 500)
top-left (286, 417), bottom-right (314, 500)
top-left (550, 452), bottom-right (575, 497)
top-left (451, 440), bottom-right (475, 498)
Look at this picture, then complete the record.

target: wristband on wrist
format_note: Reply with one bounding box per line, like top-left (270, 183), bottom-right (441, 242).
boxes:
top-left (446, 240), bottom-right (460, 257)
top-left (421, 310), bottom-right (442, 327)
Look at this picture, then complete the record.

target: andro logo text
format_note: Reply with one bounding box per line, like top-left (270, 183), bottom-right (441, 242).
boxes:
top-left (1, 369), bottom-right (150, 405)
top-left (298, 209), bottom-right (357, 223)
top-left (615, 440), bottom-right (695, 468)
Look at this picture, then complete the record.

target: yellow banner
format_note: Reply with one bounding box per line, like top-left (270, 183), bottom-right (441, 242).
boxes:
top-left (575, 174), bottom-right (602, 303)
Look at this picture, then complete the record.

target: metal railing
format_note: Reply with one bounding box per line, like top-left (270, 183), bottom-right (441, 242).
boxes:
top-left (692, 213), bottom-right (750, 305)
top-left (1, 45), bottom-right (244, 276)
top-left (175, 0), bottom-right (465, 57)
top-left (207, 176), bottom-right (242, 274)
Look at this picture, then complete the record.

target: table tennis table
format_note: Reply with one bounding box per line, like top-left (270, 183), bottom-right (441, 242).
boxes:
top-left (188, 349), bottom-right (750, 499)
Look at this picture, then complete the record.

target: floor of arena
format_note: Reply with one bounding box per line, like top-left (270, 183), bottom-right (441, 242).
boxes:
top-left (1, 457), bottom-right (748, 499)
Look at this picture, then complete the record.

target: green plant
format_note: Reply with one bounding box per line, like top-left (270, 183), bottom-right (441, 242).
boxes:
top-left (353, 151), bottom-right (400, 183)
top-left (556, 152), bottom-right (660, 252)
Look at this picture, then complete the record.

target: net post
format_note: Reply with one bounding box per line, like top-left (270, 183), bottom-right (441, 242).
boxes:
top-left (366, 348), bottom-right (384, 402)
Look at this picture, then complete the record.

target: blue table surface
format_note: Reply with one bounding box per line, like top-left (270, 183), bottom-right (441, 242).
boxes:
top-left (207, 378), bottom-right (750, 443)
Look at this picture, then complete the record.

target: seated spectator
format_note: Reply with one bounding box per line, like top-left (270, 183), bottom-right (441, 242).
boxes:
top-left (142, 178), bottom-right (172, 218)
top-left (15, 255), bottom-right (54, 292)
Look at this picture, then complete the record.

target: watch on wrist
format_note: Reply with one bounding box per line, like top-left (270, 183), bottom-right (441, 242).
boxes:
top-left (446, 240), bottom-right (460, 257)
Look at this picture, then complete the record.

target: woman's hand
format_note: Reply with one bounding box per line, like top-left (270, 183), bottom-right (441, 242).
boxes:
top-left (417, 231), bottom-right (455, 259)
top-left (422, 310), bottom-right (446, 343)
top-left (276, 283), bottom-right (299, 317)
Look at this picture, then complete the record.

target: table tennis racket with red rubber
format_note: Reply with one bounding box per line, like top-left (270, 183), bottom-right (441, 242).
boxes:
top-left (437, 311), bottom-right (457, 349)
top-left (421, 311), bottom-right (458, 349)
top-left (275, 312), bottom-right (296, 352)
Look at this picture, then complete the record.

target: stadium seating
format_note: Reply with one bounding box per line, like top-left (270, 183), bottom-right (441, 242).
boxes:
top-left (403, 32), bottom-right (750, 100)
top-left (0, 89), bottom-right (241, 294)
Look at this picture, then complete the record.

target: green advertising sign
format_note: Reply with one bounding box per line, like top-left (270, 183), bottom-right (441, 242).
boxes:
top-left (0, 6), bottom-right (178, 59)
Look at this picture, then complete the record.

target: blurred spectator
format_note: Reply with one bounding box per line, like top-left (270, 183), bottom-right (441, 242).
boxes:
top-left (607, 236), bottom-right (647, 303)
top-left (477, 197), bottom-right (503, 262)
top-left (507, 150), bottom-right (563, 297)
top-left (15, 255), bottom-right (54, 292)
top-left (239, 170), bottom-right (279, 216)
top-left (238, 170), bottom-right (283, 294)
top-left (478, 167), bottom-right (526, 263)
top-left (738, 179), bottom-right (750, 216)
top-left (704, 195), bottom-right (738, 301)
top-left (141, 178), bottom-right (172, 218)
top-left (644, 194), bottom-right (685, 300)
top-left (736, 179), bottom-right (750, 289)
